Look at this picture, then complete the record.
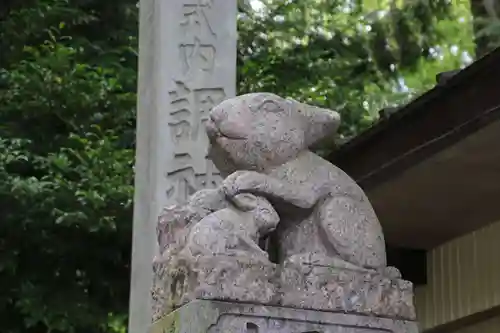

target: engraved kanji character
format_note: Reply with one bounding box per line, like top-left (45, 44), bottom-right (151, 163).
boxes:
top-left (192, 87), bottom-right (226, 139)
top-left (165, 167), bottom-right (197, 204)
top-left (168, 81), bottom-right (194, 145)
top-left (179, 37), bottom-right (216, 74)
top-left (180, 0), bottom-right (216, 39)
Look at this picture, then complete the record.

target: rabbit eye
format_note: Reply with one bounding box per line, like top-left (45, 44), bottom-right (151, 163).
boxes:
top-left (259, 100), bottom-right (282, 113)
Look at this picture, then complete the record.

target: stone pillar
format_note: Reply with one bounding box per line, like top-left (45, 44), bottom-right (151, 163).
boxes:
top-left (128, 1), bottom-right (237, 332)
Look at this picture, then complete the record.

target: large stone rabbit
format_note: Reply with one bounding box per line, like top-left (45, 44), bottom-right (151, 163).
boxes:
top-left (204, 92), bottom-right (387, 270)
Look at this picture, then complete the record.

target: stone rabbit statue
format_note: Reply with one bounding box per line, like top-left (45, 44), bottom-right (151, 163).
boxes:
top-left (178, 192), bottom-right (280, 261)
top-left (203, 93), bottom-right (388, 272)
top-left (151, 93), bottom-right (414, 324)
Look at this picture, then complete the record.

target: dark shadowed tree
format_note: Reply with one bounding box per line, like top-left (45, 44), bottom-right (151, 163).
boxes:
top-left (470, 0), bottom-right (500, 57)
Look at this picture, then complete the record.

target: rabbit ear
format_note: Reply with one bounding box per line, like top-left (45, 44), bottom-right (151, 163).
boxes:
top-left (231, 193), bottom-right (258, 211)
top-left (288, 99), bottom-right (341, 147)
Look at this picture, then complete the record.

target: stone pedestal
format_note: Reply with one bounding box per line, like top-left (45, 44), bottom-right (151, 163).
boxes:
top-left (152, 255), bottom-right (416, 322)
top-left (151, 255), bottom-right (419, 332)
top-left (150, 300), bottom-right (419, 333)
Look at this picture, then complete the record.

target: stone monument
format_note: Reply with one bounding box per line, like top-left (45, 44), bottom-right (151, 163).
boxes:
top-left (129, 0), bottom-right (237, 332)
top-left (150, 93), bottom-right (419, 333)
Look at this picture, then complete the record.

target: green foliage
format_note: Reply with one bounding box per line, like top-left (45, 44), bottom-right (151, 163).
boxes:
top-left (469, 0), bottom-right (500, 57)
top-left (237, 0), bottom-right (473, 140)
top-left (0, 1), bottom-right (136, 332)
top-left (474, 16), bottom-right (500, 52)
top-left (0, 0), bottom-right (478, 332)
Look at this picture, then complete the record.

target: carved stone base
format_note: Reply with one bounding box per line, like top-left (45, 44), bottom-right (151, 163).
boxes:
top-left (150, 300), bottom-right (419, 333)
top-left (279, 261), bottom-right (415, 319)
top-left (152, 255), bottom-right (278, 321)
top-left (152, 255), bottom-right (416, 322)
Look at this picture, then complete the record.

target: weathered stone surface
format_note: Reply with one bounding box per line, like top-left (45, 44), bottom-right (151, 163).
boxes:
top-left (205, 93), bottom-right (387, 270)
top-left (151, 92), bottom-right (418, 327)
top-left (150, 300), bottom-right (419, 333)
top-left (152, 254), bottom-right (416, 322)
top-left (153, 191), bottom-right (281, 322)
top-left (152, 255), bottom-right (278, 322)
top-left (178, 193), bottom-right (279, 259)
top-left (156, 188), bottom-right (228, 256)
top-left (279, 261), bottom-right (415, 320)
